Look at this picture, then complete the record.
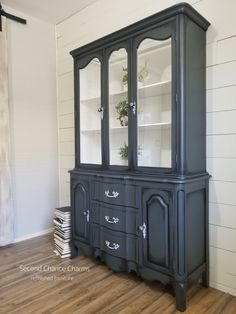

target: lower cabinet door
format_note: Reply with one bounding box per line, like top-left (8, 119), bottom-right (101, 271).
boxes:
top-left (72, 180), bottom-right (90, 242)
top-left (140, 188), bottom-right (171, 271)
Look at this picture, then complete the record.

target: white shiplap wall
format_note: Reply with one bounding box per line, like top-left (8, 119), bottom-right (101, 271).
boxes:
top-left (55, 0), bottom-right (236, 295)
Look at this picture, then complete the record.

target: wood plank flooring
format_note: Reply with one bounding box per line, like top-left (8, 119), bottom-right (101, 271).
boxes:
top-left (0, 234), bottom-right (235, 314)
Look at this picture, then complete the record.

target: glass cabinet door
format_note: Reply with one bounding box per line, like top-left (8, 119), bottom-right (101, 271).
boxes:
top-left (108, 48), bottom-right (128, 166)
top-left (79, 58), bottom-right (102, 164)
top-left (136, 38), bottom-right (172, 168)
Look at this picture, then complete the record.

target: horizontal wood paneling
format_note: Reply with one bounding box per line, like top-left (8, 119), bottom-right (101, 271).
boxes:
top-left (57, 58), bottom-right (73, 76)
top-left (59, 155), bottom-right (74, 169)
top-left (58, 99), bottom-right (74, 115)
top-left (209, 203), bottom-right (236, 229)
top-left (59, 179), bottom-right (70, 206)
top-left (59, 142), bottom-right (74, 156)
top-left (206, 41), bottom-right (217, 67)
top-left (206, 86), bottom-right (236, 113)
top-left (207, 111), bottom-right (236, 135)
top-left (59, 128), bottom-right (74, 142)
top-left (207, 158), bottom-right (236, 182)
top-left (209, 181), bottom-right (236, 205)
top-left (59, 168), bottom-right (70, 185)
top-left (206, 61), bottom-right (236, 90)
top-left (210, 246), bottom-right (236, 293)
top-left (210, 246), bottom-right (236, 282)
top-left (217, 36), bottom-right (236, 64)
top-left (195, 0), bottom-right (236, 44)
top-left (210, 225), bottom-right (236, 252)
top-left (59, 113), bottom-right (74, 129)
top-left (57, 72), bottom-right (73, 102)
top-left (207, 36), bottom-right (236, 67)
top-left (207, 135), bottom-right (236, 158)
top-left (210, 269), bottom-right (236, 293)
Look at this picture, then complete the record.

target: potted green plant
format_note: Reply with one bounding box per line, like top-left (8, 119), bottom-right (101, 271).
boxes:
top-left (115, 99), bottom-right (129, 126)
top-left (121, 63), bottom-right (149, 89)
top-left (118, 143), bottom-right (142, 163)
top-left (119, 142), bottom-right (128, 160)
top-left (122, 67), bottom-right (128, 87)
top-left (137, 64), bottom-right (149, 86)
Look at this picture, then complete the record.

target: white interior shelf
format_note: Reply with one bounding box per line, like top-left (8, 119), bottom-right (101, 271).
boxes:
top-left (81, 121), bottom-right (171, 134)
top-left (80, 80), bottom-right (171, 102)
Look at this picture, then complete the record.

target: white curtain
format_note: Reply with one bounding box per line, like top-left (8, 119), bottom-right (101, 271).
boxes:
top-left (0, 16), bottom-right (14, 246)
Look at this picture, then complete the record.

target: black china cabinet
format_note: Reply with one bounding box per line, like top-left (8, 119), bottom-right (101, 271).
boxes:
top-left (69, 3), bottom-right (210, 311)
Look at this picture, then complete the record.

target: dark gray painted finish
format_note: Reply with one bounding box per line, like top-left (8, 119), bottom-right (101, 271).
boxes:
top-left (69, 3), bottom-right (210, 312)
top-left (141, 189), bottom-right (171, 270)
top-left (92, 180), bottom-right (138, 208)
top-left (91, 202), bottom-right (139, 235)
top-left (71, 179), bottom-right (90, 243)
top-left (92, 224), bottom-right (138, 262)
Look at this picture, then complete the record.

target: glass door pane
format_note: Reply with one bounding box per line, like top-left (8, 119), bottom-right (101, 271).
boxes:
top-left (109, 48), bottom-right (128, 166)
top-left (137, 38), bottom-right (172, 168)
top-left (80, 58), bottom-right (102, 164)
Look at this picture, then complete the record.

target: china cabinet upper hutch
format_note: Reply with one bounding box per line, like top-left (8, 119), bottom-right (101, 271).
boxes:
top-left (69, 3), bottom-right (210, 311)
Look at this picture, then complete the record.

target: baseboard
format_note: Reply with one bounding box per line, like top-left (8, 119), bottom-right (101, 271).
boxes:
top-left (14, 228), bottom-right (54, 243)
top-left (210, 281), bottom-right (236, 296)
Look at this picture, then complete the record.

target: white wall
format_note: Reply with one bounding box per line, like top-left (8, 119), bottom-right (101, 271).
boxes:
top-left (55, 0), bottom-right (236, 295)
top-left (6, 7), bottom-right (59, 241)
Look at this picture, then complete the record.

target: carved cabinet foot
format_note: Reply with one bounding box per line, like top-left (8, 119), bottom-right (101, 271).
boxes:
top-left (174, 282), bottom-right (187, 312)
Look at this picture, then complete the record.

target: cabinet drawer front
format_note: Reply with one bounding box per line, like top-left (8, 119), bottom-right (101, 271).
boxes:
top-left (91, 225), bottom-right (137, 261)
top-left (91, 202), bottom-right (138, 235)
top-left (92, 181), bottom-right (137, 207)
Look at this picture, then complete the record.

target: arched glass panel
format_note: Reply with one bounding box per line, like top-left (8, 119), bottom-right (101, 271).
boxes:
top-left (108, 48), bottom-right (128, 166)
top-left (80, 58), bottom-right (102, 164)
top-left (137, 38), bottom-right (172, 168)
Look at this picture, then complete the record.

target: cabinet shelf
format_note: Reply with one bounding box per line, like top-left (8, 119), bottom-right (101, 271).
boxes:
top-left (81, 121), bottom-right (171, 134)
top-left (80, 80), bottom-right (171, 103)
top-left (109, 80), bottom-right (171, 99)
top-left (138, 80), bottom-right (171, 98)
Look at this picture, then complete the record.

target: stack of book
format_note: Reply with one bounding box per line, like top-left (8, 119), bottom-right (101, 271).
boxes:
top-left (53, 206), bottom-right (71, 258)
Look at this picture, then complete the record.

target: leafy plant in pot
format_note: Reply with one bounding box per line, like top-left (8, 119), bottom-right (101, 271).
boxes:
top-left (119, 143), bottom-right (142, 161)
top-left (122, 63), bottom-right (149, 88)
top-left (119, 142), bottom-right (128, 160)
top-left (137, 64), bottom-right (149, 86)
top-left (122, 67), bottom-right (128, 88)
top-left (115, 99), bottom-right (129, 127)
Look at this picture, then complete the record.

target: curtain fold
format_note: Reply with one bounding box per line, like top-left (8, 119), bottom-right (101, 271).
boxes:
top-left (0, 16), bottom-right (14, 246)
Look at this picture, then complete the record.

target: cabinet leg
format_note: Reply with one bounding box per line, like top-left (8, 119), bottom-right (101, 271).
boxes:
top-left (202, 268), bottom-right (209, 288)
top-left (70, 241), bottom-right (78, 259)
top-left (174, 282), bottom-right (187, 312)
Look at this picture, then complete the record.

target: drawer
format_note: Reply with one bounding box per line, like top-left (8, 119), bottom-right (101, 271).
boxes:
top-left (91, 225), bottom-right (138, 262)
top-left (92, 180), bottom-right (138, 208)
top-left (91, 202), bottom-right (138, 235)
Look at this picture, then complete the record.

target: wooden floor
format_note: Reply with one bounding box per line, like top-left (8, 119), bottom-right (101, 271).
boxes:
top-left (0, 234), bottom-right (235, 314)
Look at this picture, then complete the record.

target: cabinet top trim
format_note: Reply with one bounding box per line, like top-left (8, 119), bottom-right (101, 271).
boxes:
top-left (70, 2), bottom-right (210, 58)
top-left (70, 168), bottom-right (210, 184)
